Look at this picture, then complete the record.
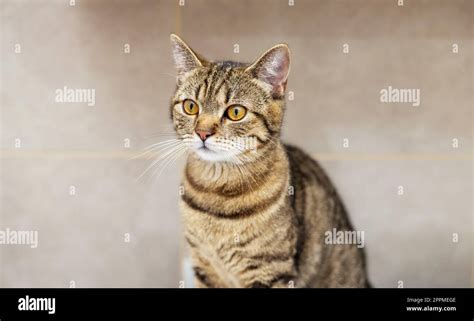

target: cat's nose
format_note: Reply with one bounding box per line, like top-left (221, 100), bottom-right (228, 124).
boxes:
top-left (195, 128), bottom-right (215, 141)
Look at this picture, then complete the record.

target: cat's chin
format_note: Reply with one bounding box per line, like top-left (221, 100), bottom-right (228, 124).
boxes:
top-left (192, 147), bottom-right (237, 163)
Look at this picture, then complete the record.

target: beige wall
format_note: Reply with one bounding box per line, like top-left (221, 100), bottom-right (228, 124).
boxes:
top-left (1, 0), bottom-right (472, 287)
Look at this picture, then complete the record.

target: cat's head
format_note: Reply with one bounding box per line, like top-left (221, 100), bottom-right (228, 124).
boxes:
top-left (169, 34), bottom-right (290, 163)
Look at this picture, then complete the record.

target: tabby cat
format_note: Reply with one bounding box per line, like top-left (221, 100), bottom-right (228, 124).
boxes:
top-left (169, 34), bottom-right (369, 288)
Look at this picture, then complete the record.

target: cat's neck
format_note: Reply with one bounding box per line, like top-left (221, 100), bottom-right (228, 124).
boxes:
top-left (185, 141), bottom-right (288, 195)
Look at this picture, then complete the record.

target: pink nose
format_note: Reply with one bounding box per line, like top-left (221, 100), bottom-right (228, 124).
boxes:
top-left (195, 129), bottom-right (214, 141)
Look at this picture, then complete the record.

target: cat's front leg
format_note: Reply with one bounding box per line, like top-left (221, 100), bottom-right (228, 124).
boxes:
top-left (235, 213), bottom-right (298, 288)
top-left (238, 256), bottom-right (297, 288)
top-left (247, 269), bottom-right (297, 288)
top-left (190, 250), bottom-right (227, 288)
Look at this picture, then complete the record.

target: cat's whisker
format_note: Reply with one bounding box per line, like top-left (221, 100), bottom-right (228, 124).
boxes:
top-left (239, 162), bottom-right (258, 193)
top-left (142, 139), bottom-right (182, 151)
top-left (234, 162), bottom-right (247, 191)
top-left (160, 72), bottom-right (177, 79)
top-left (151, 144), bottom-right (189, 181)
top-left (225, 143), bottom-right (267, 192)
top-left (130, 139), bottom-right (182, 160)
top-left (137, 150), bottom-right (179, 182)
top-left (149, 138), bottom-right (193, 177)
top-left (143, 133), bottom-right (177, 139)
top-left (144, 133), bottom-right (193, 140)
top-left (229, 155), bottom-right (247, 191)
top-left (228, 153), bottom-right (258, 193)
top-left (140, 147), bottom-right (183, 183)
top-left (133, 134), bottom-right (193, 161)
top-left (136, 142), bottom-right (186, 181)
top-left (227, 141), bottom-right (271, 188)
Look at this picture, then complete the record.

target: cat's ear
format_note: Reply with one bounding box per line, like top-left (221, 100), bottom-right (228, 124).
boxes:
top-left (245, 44), bottom-right (290, 98)
top-left (170, 34), bottom-right (206, 83)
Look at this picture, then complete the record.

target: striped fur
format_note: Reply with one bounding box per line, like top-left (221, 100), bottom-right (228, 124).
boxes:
top-left (170, 35), bottom-right (369, 288)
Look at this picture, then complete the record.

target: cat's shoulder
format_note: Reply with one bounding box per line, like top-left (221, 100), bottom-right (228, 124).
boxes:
top-left (283, 144), bottom-right (316, 165)
top-left (283, 143), bottom-right (334, 188)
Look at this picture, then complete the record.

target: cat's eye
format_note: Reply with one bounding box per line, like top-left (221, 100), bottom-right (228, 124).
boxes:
top-left (182, 99), bottom-right (199, 115)
top-left (225, 105), bottom-right (247, 121)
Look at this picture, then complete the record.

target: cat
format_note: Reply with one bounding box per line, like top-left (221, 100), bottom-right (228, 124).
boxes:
top-left (169, 34), bottom-right (370, 288)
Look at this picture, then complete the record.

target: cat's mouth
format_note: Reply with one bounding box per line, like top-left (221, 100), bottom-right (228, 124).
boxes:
top-left (192, 137), bottom-right (245, 162)
top-left (196, 143), bottom-right (219, 155)
top-left (194, 141), bottom-right (235, 162)
top-left (198, 145), bottom-right (214, 153)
